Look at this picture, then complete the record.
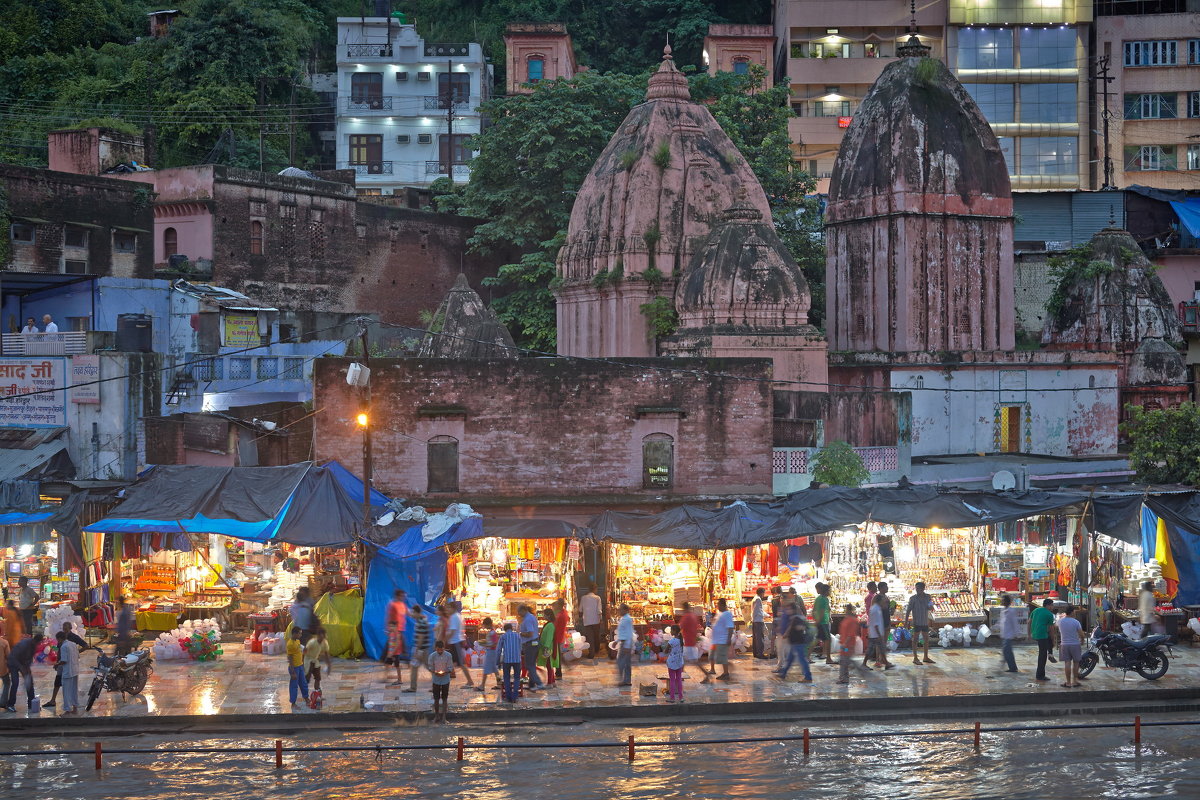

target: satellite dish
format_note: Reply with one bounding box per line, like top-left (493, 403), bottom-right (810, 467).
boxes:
top-left (992, 470), bottom-right (1017, 491)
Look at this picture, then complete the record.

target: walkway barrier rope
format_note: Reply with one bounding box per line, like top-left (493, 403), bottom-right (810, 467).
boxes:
top-left (0, 717), bottom-right (1192, 770)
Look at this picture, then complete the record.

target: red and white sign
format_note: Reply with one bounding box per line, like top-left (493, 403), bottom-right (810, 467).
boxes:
top-left (838, 116), bottom-right (853, 128)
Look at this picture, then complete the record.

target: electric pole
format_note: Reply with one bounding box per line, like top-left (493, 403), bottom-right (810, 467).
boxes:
top-left (1094, 56), bottom-right (1115, 190)
top-left (446, 58), bottom-right (455, 185)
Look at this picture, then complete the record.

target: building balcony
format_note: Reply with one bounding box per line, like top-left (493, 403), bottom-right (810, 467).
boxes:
top-left (424, 161), bottom-right (472, 180)
top-left (338, 161), bottom-right (394, 176)
top-left (345, 43), bottom-right (393, 59)
top-left (2, 330), bottom-right (114, 356)
top-left (342, 96), bottom-right (394, 113)
top-left (422, 94), bottom-right (482, 111)
top-left (787, 56), bottom-right (895, 86)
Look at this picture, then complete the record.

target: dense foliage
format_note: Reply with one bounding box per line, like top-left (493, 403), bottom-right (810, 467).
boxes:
top-left (810, 441), bottom-right (870, 487)
top-left (1122, 403), bottom-right (1200, 487)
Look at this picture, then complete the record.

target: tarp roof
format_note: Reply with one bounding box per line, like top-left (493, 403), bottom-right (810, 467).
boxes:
top-left (375, 517), bottom-right (579, 561)
top-left (82, 461), bottom-right (371, 546)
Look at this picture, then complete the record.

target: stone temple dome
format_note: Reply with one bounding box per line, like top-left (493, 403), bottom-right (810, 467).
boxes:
top-left (555, 45), bottom-right (773, 357)
top-left (825, 52), bottom-right (1015, 354)
top-left (419, 274), bottom-right (518, 359)
top-left (675, 198), bottom-right (811, 330)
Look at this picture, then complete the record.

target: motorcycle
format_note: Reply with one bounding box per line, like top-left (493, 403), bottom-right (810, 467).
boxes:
top-left (85, 648), bottom-right (154, 711)
top-left (1078, 629), bottom-right (1172, 680)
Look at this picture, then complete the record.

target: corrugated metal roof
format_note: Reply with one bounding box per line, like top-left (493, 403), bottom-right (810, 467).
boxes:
top-left (0, 433), bottom-right (70, 481)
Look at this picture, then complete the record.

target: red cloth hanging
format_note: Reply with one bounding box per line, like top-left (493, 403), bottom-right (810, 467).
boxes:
top-left (767, 545), bottom-right (780, 577)
top-left (733, 548), bottom-right (746, 572)
top-left (720, 552), bottom-right (728, 587)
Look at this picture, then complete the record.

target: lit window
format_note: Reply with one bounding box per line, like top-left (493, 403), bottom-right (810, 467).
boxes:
top-left (642, 433), bottom-right (674, 489)
top-left (1187, 144), bottom-right (1200, 171)
top-left (957, 28), bottom-right (1014, 69)
top-left (1019, 27), bottom-right (1075, 69)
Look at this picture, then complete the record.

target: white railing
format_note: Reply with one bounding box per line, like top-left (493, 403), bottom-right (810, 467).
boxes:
top-left (2, 332), bottom-right (88, 356)
top-left (772, 446), bottom-right (899, 475)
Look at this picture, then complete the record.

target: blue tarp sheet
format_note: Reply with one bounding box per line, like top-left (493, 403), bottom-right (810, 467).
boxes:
top-left (1169, 200), bottom-right (1200, 239)
top-left (362, 539), bottom-right (451, 661)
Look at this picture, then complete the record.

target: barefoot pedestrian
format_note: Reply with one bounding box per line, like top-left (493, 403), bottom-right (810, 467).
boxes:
top-left (836, 604), bottom-right (861, 684)
top-left (427, 640), bottom-right (453, 723)
top-left (665, 629), bottom-right (684, 702)
top-left (1057, 604), bottom-right (1084, 687)
top-left (999, 594), bottom-right (1020, 674)
top-left (402, 604), bottom-right (431, 693)
top-left (904, 582), bottom-right (935, 665)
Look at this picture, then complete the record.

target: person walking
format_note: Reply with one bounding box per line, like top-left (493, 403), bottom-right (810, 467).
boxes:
top-left (998, 594), bottom-right (1020, 673)
top-left (867, 595), bottom-right (888, 671)
top-left (1139, 581), bottom-right (1157, 636)
top-left (45, 621), bottom-right (92, 708)
top-left (1030, 598), bottom-right (1055, 682)
top-left (498, 623), bottom-right (522, 702)
top-left (0, 633), bottom-right (9, 709)
top-left (776, 599), bottom-right (814, 682)
top-left (615, 603), bottom-right (635, 687)
top-left (384, 589), bottom-right (408, 679)
top-left (861, 581), bottom-right (878, 667)
top-left (773, 594), bottom-right (793, 671)
top-left (114, 597), bottom-right (135, 656)
top-left (836, 604), bottom-right (861, 684)
top-left (539, 608), bottom-right (558, 688)
top-left (1057, 605), bottom-right (1084, 688)
top-left (2, 600), bottom-right (23, 648)
top-left (291, 587), bottom-right (317, 645)
top-left (304, 627), bottom-right (332, 694)
top-left (679, 602), bottom-right (704, 679)
top-left (518, 605), bottom-right (543, 691)
top-left (812, 583), bottom-right (834, 664)
top-left (286, 628), bottom-right (309, 708)
top-left (5, 632), bottom-right (42, 712)
top-left (664, 628), bottom-right (685, 702)
top-left (476, 617), bottom-right (499, 693)
top-left (56, 631), bottom-right (80, 715)
top-left (16, 577), bottom-right (39, 634)
top-left (447, 601), bottom-right (475, 688)
top-left (578, 585), bottom-right (604, 664)
top-left (402, 604), bottom-right (431, 693)
top-left (427, 640), bottom-right (454, 722)
top-left (769, 586), bottom-right (783, 663)
top-left (709, 598), bottom-right (735, 683)
top-left (553, 599), bottom-right (569, 680)
top-left (904, 581), bottom-right (935, 665)
top-left (751, 587), bottom-right (768, 659)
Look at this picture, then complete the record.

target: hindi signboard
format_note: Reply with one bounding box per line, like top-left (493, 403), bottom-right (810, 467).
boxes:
top-left (0, 357), bottom-right (67, 427)
top-left (223, 313), bottom-right (260, 347)
top-left (70, 355), bottom-right (101, 404)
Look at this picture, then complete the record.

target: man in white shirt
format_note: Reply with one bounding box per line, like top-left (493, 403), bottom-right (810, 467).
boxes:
top-left (615, 604), bottom-right (635, 687)
top-left (707, 598), bottom-right (735, 683)
top-left (867, 595), bottom-right (886, 669)
top-left (41, 314), bottom-right (59, 333)
top-left (578, 585), bottom-right (604, 664)
top-left (57, 631), bottom-right (81, 714)
top-left (751, 587), bottom-right (767, 660)
top-left (447, 601), bottom-right (475, 688)
top-left (1138, 581), bottom-right (1157, 636)
top-left (1056, 604), bottom-right (1085, 688)
top-left (20, 317), bottom-right (37, 335)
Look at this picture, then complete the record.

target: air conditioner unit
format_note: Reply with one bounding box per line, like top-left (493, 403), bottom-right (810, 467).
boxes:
top-left (417, 71), bottom-right (432, 82)
top-left (396, 71), bottom-right (409, 82)
top-left (417, 133), bottom-right (433, 144)
top-left (396, 134), bottom-right (411, 144)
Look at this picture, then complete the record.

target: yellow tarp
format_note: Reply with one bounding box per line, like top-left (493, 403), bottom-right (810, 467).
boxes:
top-left (313, 588), bottom-right (364, 659)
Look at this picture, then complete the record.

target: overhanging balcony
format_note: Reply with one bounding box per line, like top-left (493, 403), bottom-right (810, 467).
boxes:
top-left (2, 331), bottom-right (114, 356)
top-left (424, 161), bottom-right (471, 180)
top-left (342, 96), bottom-right (394, 113)
top-left (345, 43), bottom-right (393, 59)
top-left (338, 161), bottom-right (394, 176)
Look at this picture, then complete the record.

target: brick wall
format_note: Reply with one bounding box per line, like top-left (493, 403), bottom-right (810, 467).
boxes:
top-left (313, 357), bottom-right (775, 503)
top-left (1, 164), bottom-right (154, 278)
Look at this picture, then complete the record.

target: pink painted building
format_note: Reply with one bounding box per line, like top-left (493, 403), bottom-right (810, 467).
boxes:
top-left (502, 22), bottom-right (581, 94)
top-left (702, 24), bottom-right (775, 84)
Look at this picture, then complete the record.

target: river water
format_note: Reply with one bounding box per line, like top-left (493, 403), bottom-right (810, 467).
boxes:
top-left (2, 714), bottom-right (1193, 800)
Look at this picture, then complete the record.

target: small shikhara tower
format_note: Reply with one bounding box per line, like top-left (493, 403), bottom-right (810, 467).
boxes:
top-left (824, 46), bottom-right (1016, 354)
top-left (555, 46), bottom-right (771, 358)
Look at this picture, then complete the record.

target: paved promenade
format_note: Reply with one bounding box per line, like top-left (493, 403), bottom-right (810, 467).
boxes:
top-left (8, 639), bottom-right (1199, 723)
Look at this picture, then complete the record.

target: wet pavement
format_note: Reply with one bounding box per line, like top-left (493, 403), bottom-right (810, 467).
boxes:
top-left (14, 639), bottom-right (1200, 720)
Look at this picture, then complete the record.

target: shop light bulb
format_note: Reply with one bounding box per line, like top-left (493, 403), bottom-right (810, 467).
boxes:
top-left (940, 538), bottom-right (951, 549)
top-left (545, 581), bottom-right (557, 593)
top-left (356, 412), bottom-right (369, 427)
top-left (897, 545), bottom-right (916, 562)
top-left (16, 545), bottom-right (33, 558)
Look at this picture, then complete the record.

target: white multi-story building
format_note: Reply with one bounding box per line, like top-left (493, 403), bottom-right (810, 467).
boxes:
top-left (335, 16), bottom-right (491, 195)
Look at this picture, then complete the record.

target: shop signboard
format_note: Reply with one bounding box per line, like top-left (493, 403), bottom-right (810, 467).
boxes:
top-left (70, 354), bottom-right (100, 404)
top-left (0, 357), bottom-right (67, 427)
top-left (838, 116), bottom-right (852, 128)
top-left (1023, 544), bottom-right (1048, 568)
top-left (223, 313), bottom-right (260, 347)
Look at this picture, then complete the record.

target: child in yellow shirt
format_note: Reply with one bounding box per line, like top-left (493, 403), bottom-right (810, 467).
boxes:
top-left (286, 628), bottom-right (309, 707)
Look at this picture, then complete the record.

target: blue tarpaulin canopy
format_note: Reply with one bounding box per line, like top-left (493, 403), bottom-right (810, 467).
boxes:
top-left (82, 461), bottom-right (372, 546)
top-left (1169, 200), bottom-right (1200, 239)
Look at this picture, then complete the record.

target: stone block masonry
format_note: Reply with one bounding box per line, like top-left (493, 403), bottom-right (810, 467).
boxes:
top-left (314, 356), bottom-right (775, 503)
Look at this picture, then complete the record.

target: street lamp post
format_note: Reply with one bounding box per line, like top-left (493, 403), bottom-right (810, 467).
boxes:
top-left (356, 323), bottom-right (372, 591)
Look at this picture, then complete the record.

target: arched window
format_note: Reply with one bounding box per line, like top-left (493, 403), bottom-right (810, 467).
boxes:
top-left (427, 435), bottom-right (459, 493)
top-left (250, 220), bottom-right (264, 255)
top-left (163, 227), bottom-right (178, 258)
top-left (527, 56), bottom-right (544, 83)
top-left (642, 433), bottom-right (674, 489)
top-left (732, 57), bottom-right (750, 75)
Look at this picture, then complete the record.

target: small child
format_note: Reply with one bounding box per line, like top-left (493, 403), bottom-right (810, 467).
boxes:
top-left (286, 627), bottom-right (309, 708)
top-left (498, 623), bottom-right (523, 703)
top-left (664, 631), bottom-right (684, 703)
top-left (304, 627), bottom-right (332, 693)
top-left (427, 640), bottom-right (454, 723)
top-left (477, 618), bottom-right (499, 693)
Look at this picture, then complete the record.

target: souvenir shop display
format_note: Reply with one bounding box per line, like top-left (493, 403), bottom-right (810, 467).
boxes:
top-left (457, 538), bottom-right (574, 622)
top-left (607, 546), bottom-right (704, 624)
top-left (892, 526), bottom-right (986, 622)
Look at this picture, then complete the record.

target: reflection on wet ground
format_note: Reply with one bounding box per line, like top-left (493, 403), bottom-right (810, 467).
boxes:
top-left (22, 640), bottom-right (1200, 719)
top-left (2, 714), bottom-right (1194, 800)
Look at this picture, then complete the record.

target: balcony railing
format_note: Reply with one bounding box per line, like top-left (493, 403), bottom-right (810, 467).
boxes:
top-left (424, 43), bottom-right (469, 57)
top-left (423, 94), bottom-right (477, 110)
top-left (1, 331), bottom-right (113, 356)
top-left (344, 96), bottom-right (394, 112)
top-left (346, 44), bottom-right (393, 58)
top-left (424, 161), bottom-right (471, 178)
top-left (339, 161), bottom-right (394, 175)
top-left (771, 446), bottom-right (899, 475)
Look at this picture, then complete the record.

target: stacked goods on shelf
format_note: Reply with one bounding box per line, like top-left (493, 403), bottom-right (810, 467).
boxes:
top-left (133, 564), bottom-right (177, 594)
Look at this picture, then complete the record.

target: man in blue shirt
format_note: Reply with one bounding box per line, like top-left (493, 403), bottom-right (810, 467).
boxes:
top-left (498, 622), bottom-right (523, 702)
top-left (615, 604), bottom-right (635, 687)
top-left (518, 605), bottom-right (543, 690)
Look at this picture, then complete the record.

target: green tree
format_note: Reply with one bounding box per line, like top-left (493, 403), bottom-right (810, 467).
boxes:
top-left (1122, 403), bottom-right (1200, 486)
top-left (810, 441), bottom-right (870, 487)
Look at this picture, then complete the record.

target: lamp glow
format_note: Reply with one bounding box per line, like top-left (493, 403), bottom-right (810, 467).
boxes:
top-left (356, 413), bottom-right (369, 427)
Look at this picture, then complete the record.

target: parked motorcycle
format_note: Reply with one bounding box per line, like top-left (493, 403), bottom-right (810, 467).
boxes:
top-left (1078, 630), bottom-right (1171, 680)
top-left (85, 648), bottom-right (154, 711)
